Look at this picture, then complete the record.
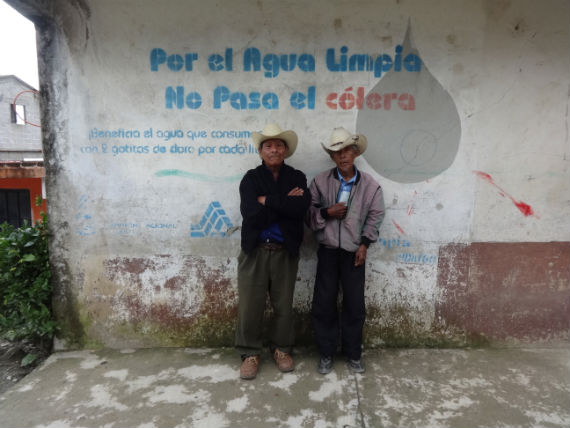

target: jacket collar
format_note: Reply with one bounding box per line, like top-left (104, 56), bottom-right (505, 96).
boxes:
top-left (330, 166), bottom-right (361, 184)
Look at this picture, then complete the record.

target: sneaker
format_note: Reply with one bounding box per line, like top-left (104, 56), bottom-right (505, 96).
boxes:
top-left (240, 355), bottom-right (260, 380)
top-left (273, 349), bottom-right (294, 372)
top-left (318, 356), bottom-right (333, 374)
top-left (347, 359), bottom-right (365, 373)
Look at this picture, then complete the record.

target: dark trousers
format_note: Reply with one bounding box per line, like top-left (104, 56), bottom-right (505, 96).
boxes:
top-left (312, 246), bottom-right (366, 360)
top-left (235, 246), bottom-right (299, 356)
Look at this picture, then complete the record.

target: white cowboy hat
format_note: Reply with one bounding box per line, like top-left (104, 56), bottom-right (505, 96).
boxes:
top-left (321, 127), bottom-right (368, 155)
top-left (252, 123), bottom-right (298, 158)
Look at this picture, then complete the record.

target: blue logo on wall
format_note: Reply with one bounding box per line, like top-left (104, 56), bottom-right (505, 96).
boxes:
top-left (190, 201), bottom-right (234, 238)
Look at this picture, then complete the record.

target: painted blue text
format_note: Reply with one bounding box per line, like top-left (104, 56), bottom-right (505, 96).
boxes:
top-left (326, 45), bottom-right (421, 78)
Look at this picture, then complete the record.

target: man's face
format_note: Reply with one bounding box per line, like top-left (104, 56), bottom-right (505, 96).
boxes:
top-left (259, 138), bottom-right (288, 168)
top-left (330, 146), bottom-right (359, 177)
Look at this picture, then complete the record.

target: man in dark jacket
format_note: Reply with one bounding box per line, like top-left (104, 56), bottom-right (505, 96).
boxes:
top-left (236, 123), bottom-right (311, 380)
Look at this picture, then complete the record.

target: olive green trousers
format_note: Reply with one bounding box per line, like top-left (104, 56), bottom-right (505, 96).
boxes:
top-left (235, 246), bottom-right (299, 356)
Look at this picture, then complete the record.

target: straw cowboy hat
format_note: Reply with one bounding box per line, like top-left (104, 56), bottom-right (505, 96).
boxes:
top-left (252, 123), bottom-right (298, 158)
top-left (321, 127), bottom-right (368, 155)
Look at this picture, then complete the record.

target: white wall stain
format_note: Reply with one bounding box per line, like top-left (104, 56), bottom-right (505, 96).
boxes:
top-left (51, 371), bottom-right (78, 401)
top-left (143, 385), bottom-right (208, 405)
top-left (79, 356), bottom-right (107, 370)
top-left (103, 369), bottom-right (129, 382)
top-left (85, 384), bottom-right (128, 411)
top-left (308, 372), bottom-right (346, 402)
top-left (186, 410), bottom-right (229, 428)
top-left (268, 372), bottom-right (301, 389)
top-left (381, 393), bottom-right (424, 413)
top-left (225, 395), bottom-right (248, 413)
top-left (523, 410), bottom-right (570, 427)
top-left (448, 376), bottom-right (493, 388)
top-left (426, 409), bottom-right (465, 426)
top-left (125, 369), bottom-right (176, 393)
top-left (440, 396), bottom-right (476, 410)
top-left (36, 421), bottom-right (88, 428)
top-left (16, 377), bottom-right (40, 393)
top-left (135, 422), bottom-right (159, 428)
top-left (177, 364), bottom-right (236, 382)
top-left (284, 409), bottom-right (320, 427)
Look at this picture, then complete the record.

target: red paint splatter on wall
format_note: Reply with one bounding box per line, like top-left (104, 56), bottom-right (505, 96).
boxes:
top-left (473, 170), bottom-right (537, 218)
top-left (513, 201), bottom-right (534, 217)
top-left (392, 219), bottom-right (406, 235)
top-left (473, 171), bottom-right (493, 183)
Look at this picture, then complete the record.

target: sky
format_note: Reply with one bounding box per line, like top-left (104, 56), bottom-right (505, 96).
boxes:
top-left (0, 0), bottom-right (39, 88)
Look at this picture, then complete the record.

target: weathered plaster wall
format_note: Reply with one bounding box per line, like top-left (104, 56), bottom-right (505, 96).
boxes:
top-left (11, 0), bottom-right (570, 348)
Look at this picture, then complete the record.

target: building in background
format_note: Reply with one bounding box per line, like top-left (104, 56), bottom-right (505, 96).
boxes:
top-left (0, 74), bottom-right (45, 227)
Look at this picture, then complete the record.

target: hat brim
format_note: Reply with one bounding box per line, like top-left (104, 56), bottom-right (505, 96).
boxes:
top-left (252, 130), bottom-right (298, 158)
top-left (321, 134), bottom-right (367, 155)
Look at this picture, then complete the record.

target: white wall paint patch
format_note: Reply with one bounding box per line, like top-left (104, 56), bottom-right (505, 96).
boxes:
top-left (85, 384), bottom-right (128, 411)
top-left (177, 364), bottom-right (236, 382)
top-left (144, 385), bottom-right (209, 405)
top-left (79, 356), bottom-right (107, 370)
top-left (226, 395), bottom-right (248, 413)
top-left (36, 421), bottom-right (88, 428)
top-left (103, 369), bottom-right (129, 382)
top-left (268, 372), bottom-right (301, 389)
top-left (308, 372), bottom-right (346, 402)
top-left (125, 369), bottom-right (176, 393)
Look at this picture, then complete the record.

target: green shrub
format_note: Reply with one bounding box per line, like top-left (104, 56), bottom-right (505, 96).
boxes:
top-left (0, 212), bottom-right (57, 345)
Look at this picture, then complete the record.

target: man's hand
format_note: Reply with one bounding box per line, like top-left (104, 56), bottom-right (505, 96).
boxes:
top-left (354, 244), bottom-right (367, 267)
top-left (257, 195), bottom-right (266, 205)
top-left (327, 202), bottom-right (347, 219)
top-left (288, 187), bottom-right (304, 196)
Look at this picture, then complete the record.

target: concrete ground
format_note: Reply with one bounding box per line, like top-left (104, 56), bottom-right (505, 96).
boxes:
top-left (0, 347), bottom-right (568, 428)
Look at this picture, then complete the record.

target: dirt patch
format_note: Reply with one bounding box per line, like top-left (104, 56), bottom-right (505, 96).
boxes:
top-left (0, 340), bottom-right (50, 395)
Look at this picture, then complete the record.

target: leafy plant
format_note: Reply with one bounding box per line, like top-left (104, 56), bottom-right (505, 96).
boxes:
top-left (0, 211), bottom-right (57, 346)
top-left (20, 352), bottom-right (38, 367)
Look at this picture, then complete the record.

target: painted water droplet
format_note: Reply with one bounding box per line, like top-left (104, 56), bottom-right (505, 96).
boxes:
top-left (357, 23), bottom-right (461, 183)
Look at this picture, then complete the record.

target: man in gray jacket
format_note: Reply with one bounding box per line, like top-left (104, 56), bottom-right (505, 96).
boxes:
top-left (306, 127), bottom-right (385, 374)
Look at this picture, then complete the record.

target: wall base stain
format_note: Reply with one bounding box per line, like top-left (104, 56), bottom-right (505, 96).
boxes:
top-left (437, 242), bottom-right (570, 345)
top-left (363, 304), bottom-right (477, 348)
top-left (55, 242), bottom-right (570, 349)
top-left (97, 255), bottom-right (238, 347)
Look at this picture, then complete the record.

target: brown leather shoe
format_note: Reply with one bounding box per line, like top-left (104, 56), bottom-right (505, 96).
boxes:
top-left (240, 355), bottom-right (260, 380)
top-left (273, 349), bottom-right (294, 372)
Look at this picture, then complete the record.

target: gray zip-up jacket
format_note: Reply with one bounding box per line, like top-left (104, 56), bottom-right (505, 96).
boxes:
top-left (306, 167), bottom-right (385, 252)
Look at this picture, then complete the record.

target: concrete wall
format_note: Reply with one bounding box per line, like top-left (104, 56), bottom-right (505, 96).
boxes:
top-left (11, 0), bottom-right (569, 349)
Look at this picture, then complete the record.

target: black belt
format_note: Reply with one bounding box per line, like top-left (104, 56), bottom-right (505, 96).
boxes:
top-left (258, 242), bottom-right (284, 250)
